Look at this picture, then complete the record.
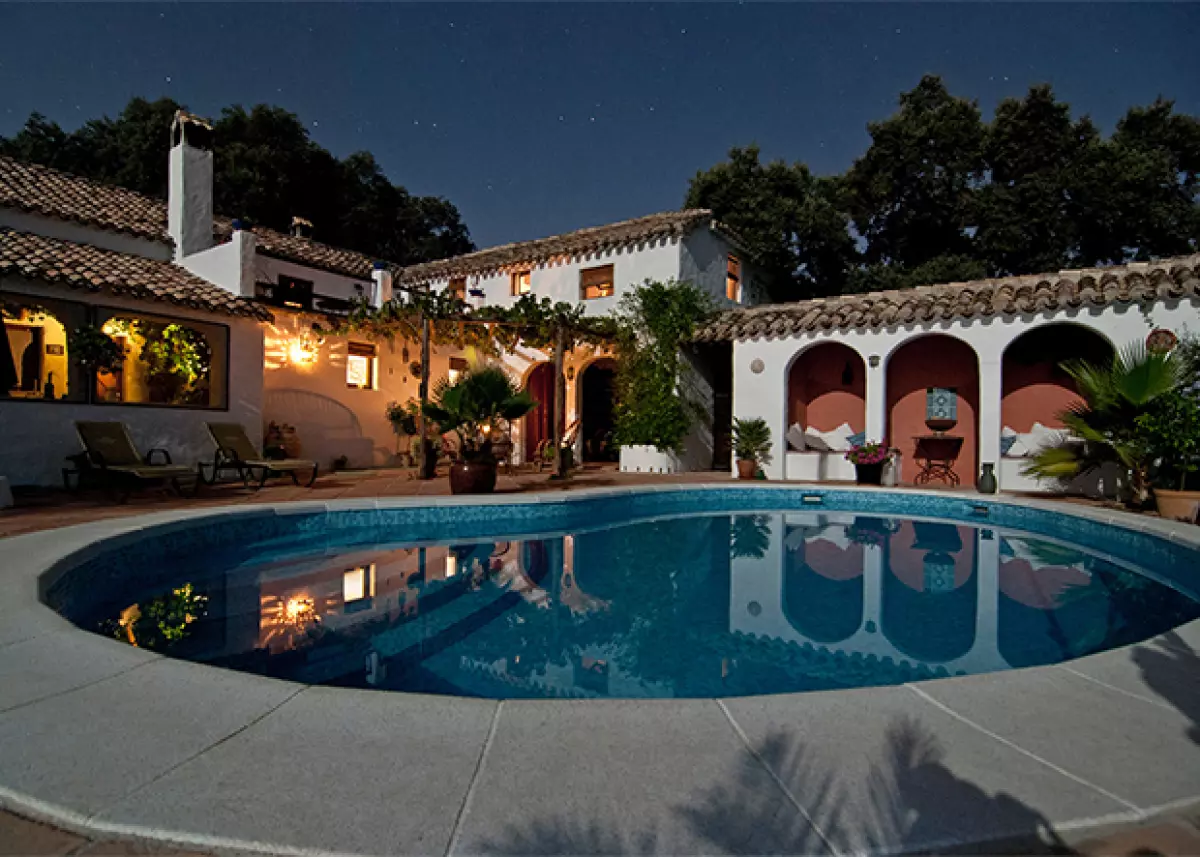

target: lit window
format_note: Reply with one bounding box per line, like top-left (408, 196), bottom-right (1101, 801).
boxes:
top-left (2, 294), bottom-right (86, 402)
top-left (346, 342), bottom-right (377, 389)
top-left (448, 277), bottom-right (467, 301)
top-left (510, 270), bottom-right (532, 296)
top-left (343, 564), bottom-right (376, 610)
top-left (726, 254), bottom-right (742, 302)
top-left (96, 311), bottom-right (229, 409)
top-left (580, 264), bottom-right (615, 300)
top-left (447, 356), bottom-right (469, 385)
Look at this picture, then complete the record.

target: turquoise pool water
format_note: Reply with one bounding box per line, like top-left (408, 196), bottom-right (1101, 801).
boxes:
top-left (60, 499), bottom-right (1200, 700)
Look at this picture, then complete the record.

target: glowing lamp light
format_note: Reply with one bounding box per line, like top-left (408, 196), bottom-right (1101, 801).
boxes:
top-left (445, 554), bottom-right (458, 578)
top-left (284, 595), bottom-right (316, 624)
top-left (287, 337), bottom-right (317, 367)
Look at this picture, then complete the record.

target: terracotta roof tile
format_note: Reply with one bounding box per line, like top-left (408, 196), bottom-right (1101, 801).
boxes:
top-left (396, 209), bottom-right (740, 285)
top-left (0, 228), bottom-right (273, 321)
top-left (0, 155), bottom-right (378, 280)
top-left (213, 219), bottom-right (376, 280)
top-left (694, 255), bottom-right (1200, 343)
top-left (0, 155), bottom-right (168, 242)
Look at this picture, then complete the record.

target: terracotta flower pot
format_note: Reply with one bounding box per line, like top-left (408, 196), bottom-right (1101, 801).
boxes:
top-left (736, 459), bottom-right (757, 480)
top-left (1154, 488), bottom-right (1200, 523)
top-left (449, 460), bottom-right (497, 495)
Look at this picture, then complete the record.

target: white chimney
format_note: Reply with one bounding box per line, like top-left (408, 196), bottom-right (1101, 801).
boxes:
top-left (231, 219), bottom-right (258, 297)
top-left (168, 111), bottom-right (214, 261)
top-left (371, 263), bottom-right (394, 308)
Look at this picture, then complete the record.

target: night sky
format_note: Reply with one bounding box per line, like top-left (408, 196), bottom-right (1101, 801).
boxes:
top-left (2, 3), bottom-right (1198, 249)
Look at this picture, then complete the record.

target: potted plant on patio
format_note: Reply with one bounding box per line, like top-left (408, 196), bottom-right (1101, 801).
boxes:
top-left (422, 365), bottom-right (536, 494)
top-left (732, 417), bottom-right (772, 479)
top-left (1136, 339), bottom-right (1200, 521)
top-left (845, 440), bottom-right (893, 486)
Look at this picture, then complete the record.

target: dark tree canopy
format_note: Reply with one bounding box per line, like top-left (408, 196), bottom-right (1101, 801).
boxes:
top-left (688, 77), bottom-right (1199, 302)
top-left (0, 97), bottom-right (473, 265)
top-left (685, 145), bottom-right (855, 301)
top-left (846, 75), bottom-right (986, 271)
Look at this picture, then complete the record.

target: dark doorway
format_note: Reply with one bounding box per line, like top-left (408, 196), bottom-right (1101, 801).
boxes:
top-left (581, 358), bottom-right (617, 462)
top-left (523, 363), bottom-right (556, 463)
top-left (699, 342), bottom-right (733, 470)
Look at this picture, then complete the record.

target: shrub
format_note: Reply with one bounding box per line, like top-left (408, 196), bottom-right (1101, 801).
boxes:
top-left (612, 280), bottom-right (713, 452)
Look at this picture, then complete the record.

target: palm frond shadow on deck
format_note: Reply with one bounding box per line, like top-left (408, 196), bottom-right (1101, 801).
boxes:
top-left (476, 717), bottom-right (1072, 856)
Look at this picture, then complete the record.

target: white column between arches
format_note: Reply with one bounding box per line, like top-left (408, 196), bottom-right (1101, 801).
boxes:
top-left (865, 357), bottom-right (887, 442)
top-left (978, 357), bottom-right (1003, 487)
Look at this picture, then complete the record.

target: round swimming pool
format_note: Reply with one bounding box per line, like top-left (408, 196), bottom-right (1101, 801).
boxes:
top-left (48, 488), bottom-right (1200, 700)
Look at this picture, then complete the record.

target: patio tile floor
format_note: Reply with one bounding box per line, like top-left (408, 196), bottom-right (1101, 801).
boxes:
top-left (3, 468), bottom-right (1197, 855)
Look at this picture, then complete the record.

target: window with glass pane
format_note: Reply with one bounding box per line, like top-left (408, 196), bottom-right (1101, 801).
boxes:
top-left (447, 356), bottom-right (469, 385)
top-left (726, 254), bottom-right (742, 302)
top-left (510, 270), bottom-right (532, 296)
top-left (94, 310), bottom-right (229, 408)
top-left (2, 293), bottom-right (88, 402)
top-left (448, 277), bottom-right (467, 301)
top-left (580, 264), bottom-right (615, 300)
top-left (346, 342), bottom-right (377, 389)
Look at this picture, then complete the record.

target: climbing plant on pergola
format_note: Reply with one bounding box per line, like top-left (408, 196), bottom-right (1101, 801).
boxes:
top-left (333, 289), bottom-right (616, 478)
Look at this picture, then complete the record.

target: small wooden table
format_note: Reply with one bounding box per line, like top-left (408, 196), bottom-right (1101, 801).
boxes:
top-left (912, 435), bottom-right (965, 486)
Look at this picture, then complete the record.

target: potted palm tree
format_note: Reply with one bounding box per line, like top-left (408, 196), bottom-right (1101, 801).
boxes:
top-left (1025, 343), bottom-right (1180, 508)
top-left (422, 365), bottom-right (536, 494)
top-left (732, 418), bottom-right (772, 479)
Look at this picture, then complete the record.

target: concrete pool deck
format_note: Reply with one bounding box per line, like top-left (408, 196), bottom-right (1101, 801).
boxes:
top-left (0, 484), bottom-right (1198, 856)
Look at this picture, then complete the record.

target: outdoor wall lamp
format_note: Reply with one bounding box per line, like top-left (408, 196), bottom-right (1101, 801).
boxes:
top-left (868, 354), bottom-right (881, 368)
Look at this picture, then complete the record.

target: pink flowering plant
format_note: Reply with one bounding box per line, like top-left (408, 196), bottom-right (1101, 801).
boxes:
top-left (844, 440), bottom-right (893, 466)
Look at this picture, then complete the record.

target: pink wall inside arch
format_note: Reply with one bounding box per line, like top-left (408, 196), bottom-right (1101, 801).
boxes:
top-left (1000, 367), bottom-right (1078, 432)
top-left (886, 335), bottom-right (979, 485)
top-left (787, 343), bottom-right (866, 433)
top-left (1000, 324), bottom-right (1112, 433)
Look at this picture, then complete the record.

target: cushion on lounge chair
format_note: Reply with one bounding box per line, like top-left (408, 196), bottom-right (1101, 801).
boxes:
top-left (75, 421), bottom-right (144, 467)
top-left (206, 423), bottom-right (317, 473)
top-left (108, 464), bottom-right (196, 479)
top-left (206, 422), bottom-right (263, 462)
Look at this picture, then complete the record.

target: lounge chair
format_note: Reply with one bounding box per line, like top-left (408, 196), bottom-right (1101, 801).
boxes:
top-left (203, 422), bottom-right (319, 488)
top-left (73, 421), bottom-right (199, 501)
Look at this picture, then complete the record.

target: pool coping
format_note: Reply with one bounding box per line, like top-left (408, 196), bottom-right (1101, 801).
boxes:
top-left (0, 483), bottom-right (1196, 856)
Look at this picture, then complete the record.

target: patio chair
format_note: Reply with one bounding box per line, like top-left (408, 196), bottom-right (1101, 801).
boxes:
top-left (533, 420), bottom-right (580, 472)
top-left (73, 421), bottom-right (199, 501)
top-left (202, 422), bottom-right (319, 488)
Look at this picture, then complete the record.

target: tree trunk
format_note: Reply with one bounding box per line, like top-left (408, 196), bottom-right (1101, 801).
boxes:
top-left (417, 311), bottom-right (432, 479)
top-left (552, 324), bottom-right (567, 478)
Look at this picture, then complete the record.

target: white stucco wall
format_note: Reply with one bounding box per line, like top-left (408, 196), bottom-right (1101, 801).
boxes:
top-left (180, 231), bottom-right (256, 298)
top-left (422, 237), bottom-right (682, 317)
top-left (731, 298), bottom-right (1200, 486)
top-left (0, 209), bottom-right (172, 262)
top-left (0, 278), bottom-right (264, 487)
top-left (261, 310), bottom-right (451, 469)
top-left (679, 229), bottom-right (763, 309)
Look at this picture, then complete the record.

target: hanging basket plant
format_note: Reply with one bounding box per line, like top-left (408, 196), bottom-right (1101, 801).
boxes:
top-left (68, 324), bottom-right (127, 375)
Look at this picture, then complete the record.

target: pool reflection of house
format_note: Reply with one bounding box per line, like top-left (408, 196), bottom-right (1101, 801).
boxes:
top-left (732, 512), bottom-right (1116, 679)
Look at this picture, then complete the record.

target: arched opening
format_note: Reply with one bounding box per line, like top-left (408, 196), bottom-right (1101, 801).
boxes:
top-left (580, 357), bottom-right (617, 462)
top-left (786, 342), bottom-right (866, 440)
top-left (782, 523), bottom-right (864, 644)
top-left (997, 541), bottom-right (1103, 669)
top-left (1001, 323), bottom-right (1113, 441)
top-left (886, 334), bottom-right (979, 486)
top-left (883, 520), bottom-right (977, 664)
top-left (522, 362), bottom-right (556, 464)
